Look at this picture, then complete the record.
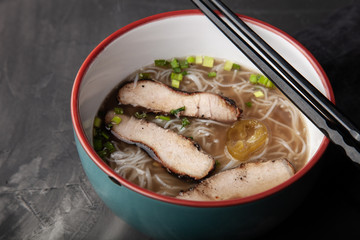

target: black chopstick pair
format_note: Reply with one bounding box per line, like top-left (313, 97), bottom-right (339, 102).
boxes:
top-left (192, 0), bottom-right (360, 164)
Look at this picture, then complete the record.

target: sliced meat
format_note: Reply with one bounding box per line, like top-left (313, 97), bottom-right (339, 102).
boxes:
top-left (105, 111), bottom-right (215, 180)
top-left (118, 80), bottom-right (241, 123)
top-left (176, 159), bottom-right (295, 201)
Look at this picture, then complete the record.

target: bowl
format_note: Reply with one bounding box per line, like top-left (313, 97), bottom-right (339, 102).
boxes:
top-left (71, 10), bottom-right (334, 239)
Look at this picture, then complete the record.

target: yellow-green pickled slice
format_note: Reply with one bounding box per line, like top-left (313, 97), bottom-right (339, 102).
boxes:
top-left (226, 119), bottom-right (268, 161)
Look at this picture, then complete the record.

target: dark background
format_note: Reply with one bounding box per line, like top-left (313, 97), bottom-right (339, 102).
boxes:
top-left (1, 0), bottom-right (359, 239)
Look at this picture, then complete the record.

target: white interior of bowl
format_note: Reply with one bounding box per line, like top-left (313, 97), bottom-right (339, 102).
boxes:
top-left (78, 14), bottom-right (328, 165)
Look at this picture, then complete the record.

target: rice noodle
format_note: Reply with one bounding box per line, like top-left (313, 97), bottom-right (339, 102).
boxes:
top-left (101, 58), bottom-right (309, 196)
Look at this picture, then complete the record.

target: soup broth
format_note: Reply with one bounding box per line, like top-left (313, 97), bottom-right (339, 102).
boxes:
top-left (94, 57), bottom-right (308, 197)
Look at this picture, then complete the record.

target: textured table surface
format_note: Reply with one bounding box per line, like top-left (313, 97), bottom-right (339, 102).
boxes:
top-left (1, 0), bottom-right (360, 239)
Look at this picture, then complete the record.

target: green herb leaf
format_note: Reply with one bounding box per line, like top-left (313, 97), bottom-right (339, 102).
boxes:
top-left (173, 67), bottom-right (182, 73)
top-left (114, 107), bottom-right (123, 114)
top-left (170, 58), bottom-right (180, 68)
top-left (155, 115), bottom-right (171, 121)
top-left (101, 131), bottom-right (110, 140)
top-left (97, 149), bottom-right (108, 158)
top-left (208, 71), bottom-right (217, 77)
top-left (181, 71), bottom-right (188, 76)
top-left (181, 117), bottom-right (190, 129)
top-left (139, 72), bottom-right (151, 80)
top-left (154, 59), bottom-right (169, 67)
top-left (179, 60), bottom-right (189, 69)
top-left (104, 141), bottom-right (115, 153)
top-left (170, 106), bottom-right (185, 116)
top-left (232, 63), bottom-right (241, 70)
top-left (245, 101), bottom-right (252, 107)
top-left (134, 112), bottom-right (147, 119)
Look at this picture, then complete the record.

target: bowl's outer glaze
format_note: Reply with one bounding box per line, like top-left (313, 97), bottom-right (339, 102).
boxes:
top-left (75, 134), bottom-right (319, 239)
top-left (72, 10), bottom-right (333, 239)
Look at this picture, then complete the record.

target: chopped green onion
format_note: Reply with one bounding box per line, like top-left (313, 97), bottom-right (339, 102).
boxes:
top-left (245, 101), bottom-right (252, 107)
top-left (114, 107), bottom-right (123, 114)
top-left (154, 59), bottom-right (169, 67)
top-left (171, 79), bottom-right (180, 88)
top-left (104, 141), bottom-right (115, 153)
top-left (93, 138), bottom-right (103, 151)
top-left (97, 149), bottom-right (108, 158)
top-left (181, 71), bottom-right (188, 76)
top-left (170, 106), bottom-right (185, 116)
top-left (101, 131), bottom-right (110, 140)
top-left (179, 60), bottom-right (189, 69)
top-left (232, 63), bottom-right (241, 70)
top-left (257, 75), bottom-right (268, 86)
top-left (94, 116), bottom-right (102, 128)
top-left (155, 115), bottom-right (171, 121)
top-left (181, 117), bottom-right (190, 129)
top-left (202, 56), bottom-right (214, 68)
top-left (134, 112), bottom-right (147, 119)
top-left (208, 71), bottom-right (217, 77)
top-left (195, 55), bottom-right (203, 64)
top-left (170, 58), bottom-right (180, 68)
top-left (173, 67), bottom-right (182, 73)
top-left (266, 80), bottom-right (275, 88)
top-left (249, 74), bottom-right (258, 84)
top-left (223, 60), bottom-right (233, 71)
top-left (249, 74), bottom-right (274, 88)
top-left (187, 56), bottom-right (195, 64)
top-left (139, 72), bottom-right (151, 80)
top-left (111, 116), bottom-right (122, 125)
top-left (253, 90), bottom-right (264, 98)
top-left (171, 72), bottom-right (183, 81)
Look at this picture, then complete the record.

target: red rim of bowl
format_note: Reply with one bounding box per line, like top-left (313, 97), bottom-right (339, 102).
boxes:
top-left (71, 9), bottom-right (334, 208)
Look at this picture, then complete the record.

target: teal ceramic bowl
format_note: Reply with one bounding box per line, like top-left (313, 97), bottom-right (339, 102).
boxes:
top-left (71, 10), bottom-right (334, 239)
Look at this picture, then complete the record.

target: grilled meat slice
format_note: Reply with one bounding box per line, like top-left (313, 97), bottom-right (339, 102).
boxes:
top-left (118, 80), bottom-right (241, 123)
top-left (177, 159), bottom-right (295, 201)
top-left (105, 111), bottom-right (215, 180)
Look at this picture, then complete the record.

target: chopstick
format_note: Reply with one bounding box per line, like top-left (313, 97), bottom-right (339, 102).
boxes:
top-left (192, 0), bottom-right (360, 164)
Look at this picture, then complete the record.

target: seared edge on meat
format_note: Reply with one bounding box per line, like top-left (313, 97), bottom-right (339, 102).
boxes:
top-left (105, 111), bottom-right (215, 180)
top-left (176, 159), bottom-right (295, 201)
top-left (118, 80), bottom-right (241, 123)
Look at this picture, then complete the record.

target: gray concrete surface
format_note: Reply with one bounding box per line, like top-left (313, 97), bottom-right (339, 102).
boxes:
top-left (1, 0), bottom-right (359, 239)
